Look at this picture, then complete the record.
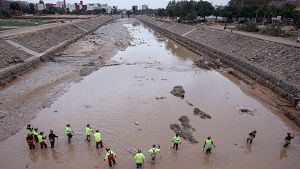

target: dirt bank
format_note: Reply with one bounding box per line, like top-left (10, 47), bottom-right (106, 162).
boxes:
top-left (0, 19), bottom-right (131, 141)
top-left (0, 16), bottom-right (113, 86)
top-left (137, 16), bottom-right (300, 127)
top-left (137, 16), bottom-right (300, 105)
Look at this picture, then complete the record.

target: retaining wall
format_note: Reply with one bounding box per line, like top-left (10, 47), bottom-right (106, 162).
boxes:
top-left (0, 16), bottom-right (113, 85)
top-left (137, 16), bottom-right (300, 106)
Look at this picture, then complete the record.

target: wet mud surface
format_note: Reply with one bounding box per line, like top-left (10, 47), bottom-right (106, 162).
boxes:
top-left (0, 19), bottom-right (300, 169)
top-left (0, 19), bottom-right (131, 141)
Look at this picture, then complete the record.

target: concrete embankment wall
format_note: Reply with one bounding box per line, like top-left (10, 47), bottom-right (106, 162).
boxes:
top-left (137, 16), bottom-right (300, 106)
top-left (0, 16), bottom-right (114, 85)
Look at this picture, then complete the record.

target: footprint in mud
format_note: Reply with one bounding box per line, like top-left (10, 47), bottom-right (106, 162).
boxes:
top-left (170, 115), bottom-right (198, 144)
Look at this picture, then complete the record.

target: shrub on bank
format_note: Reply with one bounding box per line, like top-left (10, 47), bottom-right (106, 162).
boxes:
top-left (0, 10), bottom-right (11, 18)
top-left (238, 21), bottom-right (259, 32)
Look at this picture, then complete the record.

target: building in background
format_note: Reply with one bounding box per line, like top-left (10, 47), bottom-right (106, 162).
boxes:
top-left (37, 0), bottom-right (45, 11)
top-left (87, 3), bottom-right (99, 11)
top-left (100, 3), bottom-right (112, 13)
top-left (141, 4), bottom-right (148, 10)
top-left (0, 0), bottom-right (11, 11)
top-left (66, 3), bottom-right (75, 12)
top-left (55, 1), bottom-right (65, 8)
top-left (132, 5), bottom-right (138, 14)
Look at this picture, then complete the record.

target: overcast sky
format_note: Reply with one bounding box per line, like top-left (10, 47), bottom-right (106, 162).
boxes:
top-left (26, 0), bottom-right (230, 9)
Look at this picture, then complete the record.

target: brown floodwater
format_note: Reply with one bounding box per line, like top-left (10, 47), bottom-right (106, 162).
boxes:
top-left (1, 20), bottom-right (300, 169)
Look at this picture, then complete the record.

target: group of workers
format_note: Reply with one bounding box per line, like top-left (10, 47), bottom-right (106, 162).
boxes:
top-left (26, 123), bottom-right (295, 168)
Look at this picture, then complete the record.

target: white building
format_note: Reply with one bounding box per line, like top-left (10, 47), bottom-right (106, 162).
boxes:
top-left (100, 4), bottom-right (112, 13)
top-left (66, 3), bottom-right (75, 12)
top-left (141, 5), bottom-right (148, 10)
top-left (87, 3), bottom-right (99, 11)
top-left (37, 3), bottom-right (45, 11)
top-left (55, 1), bottom-right (64, 8)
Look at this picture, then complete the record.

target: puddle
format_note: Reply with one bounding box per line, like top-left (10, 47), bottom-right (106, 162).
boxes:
top-left (0, 20), bottom-right (299, 169)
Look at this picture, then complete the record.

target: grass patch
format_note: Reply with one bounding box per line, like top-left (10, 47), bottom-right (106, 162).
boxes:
top-left (0, 19), bottom-right (57, 27)
top-left (288, 31), bottom-right (300, 40)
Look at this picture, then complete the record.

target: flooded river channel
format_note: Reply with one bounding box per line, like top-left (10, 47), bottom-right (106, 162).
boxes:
top-left (0, 20), bottom-right (300, 169)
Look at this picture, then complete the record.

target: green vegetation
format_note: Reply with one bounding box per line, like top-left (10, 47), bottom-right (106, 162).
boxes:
top-left (149, 0), bottom-right (300, 26)
top-left (238, 21), bottom-right (259, 32)
top-left (0, 19), bottom-right (57, 27)
top-left (0, 19), bottom-right (57, 32)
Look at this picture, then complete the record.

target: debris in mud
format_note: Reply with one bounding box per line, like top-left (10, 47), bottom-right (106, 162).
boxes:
top-left (126, 62), bottom-right (137, 65)
top-left (170, 86), bottom-right (185, 98)
top-left (185, 100), bottom-right (193, 106)
top-left (7, 56), bottom-right (24, 64)
top-left (83, 61), bottom-right (96, 66)
top-left (170, 116), bottom-right (198, 144)
top-left (134, 121), bottom-right (140, 125)
top-left (194, 57), bottom-right (221, 70)
top-left (235, 106), bottom-right (256, 116)
top-left (0, 111), bottom-right (10, 119)
top-left (161, 78), bottom-right (168, 81)
top-left (103, 63), bottom-right (121, 67)
top-left (155, 96), bottom-right (166, 100)
top-left (226, 68), bottom-right (254, 85)
top-left (79, 66), bottom-right (97, 76)
top-left (193, 108), bottom-right (211, 119)
top-left (83, 105), bottom-right (92, 109)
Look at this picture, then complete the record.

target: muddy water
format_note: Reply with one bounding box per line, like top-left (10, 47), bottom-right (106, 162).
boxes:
top-left (1, 20), bottom-right (300, 169)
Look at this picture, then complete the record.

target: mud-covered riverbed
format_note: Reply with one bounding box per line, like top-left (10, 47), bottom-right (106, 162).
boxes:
top-left (0, 19), bottom-right (300, 169)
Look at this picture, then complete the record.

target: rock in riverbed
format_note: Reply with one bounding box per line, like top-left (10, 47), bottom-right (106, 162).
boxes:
top-left (170, 86), bottom-right (185, 98)
top-left (193, 108), bottom-right (211, 119)
top-left (170, 115), bottom-right (198, 144)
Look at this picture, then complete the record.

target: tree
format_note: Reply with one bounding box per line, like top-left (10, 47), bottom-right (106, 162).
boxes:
top-left (220, 5), bottom-right (238, 22)
top-left (157, 8), bottom-right (167, 17)
top-left (196, 1), bottom-right (214, 20)
top-left (29, 3), bottom-right (36, 14)
top-left (262, 5), bottom-right (278, 22)
top-left (213, 6), bottom-right (222, 19)
top-left (280, 3), bottom-right (296, 18)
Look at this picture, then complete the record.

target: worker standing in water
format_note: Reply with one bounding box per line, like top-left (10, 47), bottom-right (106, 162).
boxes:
top-left (26, 124), bottom-right (33, 136)
top-left (247, 130), bottom-right (257, 144)
top-left (104, 148), bottom-right (116, 167)
top-left (86, 124), bottom-right (93, 142)
top-left (26, 134), bottom-right (35, 150)
top-left (48, 129), bottom-right (58, 148)
top-left (203, 137), bottom-right (215, 154)
top-left (135, 149), bottom-right (145, 168)
top-left (148, 144), bottom-right (160, 164)
top-left (32, 128), bottom-right (39, 143)
top-left (172, 133), bottom-right (181, 151)
top-left (284, 132), bottom-right (295, 147)
top-left (94, 129), bottom-right (103, 149)
top-left (65, 124), bottom-right (74, 143)
top-left (38, 132), bottom-right (47, 149)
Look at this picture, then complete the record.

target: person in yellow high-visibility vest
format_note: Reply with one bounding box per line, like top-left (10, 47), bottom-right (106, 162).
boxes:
top-left (86, 124), bottom-right (93, 142)
top-left (104, 148), bottom-right (116, 167)
top-left (148, 144), bottom-right (160, 164)
top-left (172, 133), bottom-right (181, 151)
top-left (38, 132), bottom-right (47, 149)
top-left (135, 149), bottom-right (145, 168)
top-left (26, 124), bottom-right (33, 136)
top-left (65, 124), bottom-right (74, 143)
top-left (203, 136), bottom-right (215, 154)
top-left (32, 128), bottom-right (39, 143)
top-left (94, 129), bottom-right (103, 149)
